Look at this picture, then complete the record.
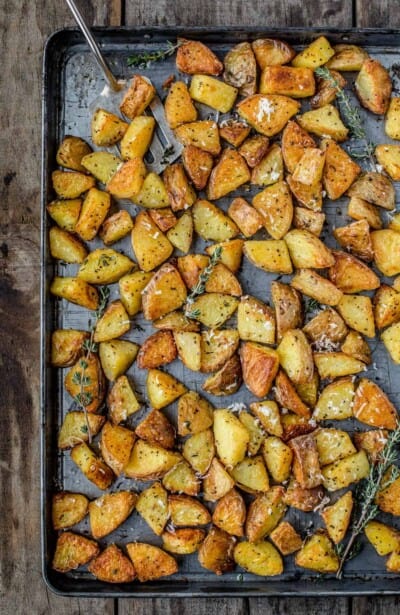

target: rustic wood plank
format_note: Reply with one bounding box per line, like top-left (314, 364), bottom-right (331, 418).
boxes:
top-left (126, 0), bottom-right (352, 27)
top-left (352, 597), bottom-right (400, 615)
top-left (119, 597), bottom-right (248, 615)
top-left (356, 0), bottom-right (400, 27)
top-left (249, 597), bottom-right (349, 615)
top-left (0, 1), bottom-right (120, 613)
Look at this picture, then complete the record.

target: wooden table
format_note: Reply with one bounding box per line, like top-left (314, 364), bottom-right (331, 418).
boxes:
top-left (1, 0), bottom-right (399, 612)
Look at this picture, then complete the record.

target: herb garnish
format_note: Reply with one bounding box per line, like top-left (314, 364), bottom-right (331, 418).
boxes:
top-left (336, 423), bottom-right (400, 578)
top-left (161, 145), bottom-right (175, 165)
top-left (127, 41), bottom-right (180, 69)
top-left (72, 286), bottom-right (110, 442)
top-left (314, 67), bottom-right (376, 166)
top-left (184, 246), bottom-right (222, 319)
top-left (306, 298), bottom-right (321, 314)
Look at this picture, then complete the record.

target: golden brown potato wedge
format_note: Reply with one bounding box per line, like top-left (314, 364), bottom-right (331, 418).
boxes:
top-left (347, 196), bottom-right (382, 230)
top-left (291, 269), bottom-right (343, 307)
top-left (187, 293), bottom-right (238, 328)
top-left (260, 66), bottom-right (315, 98)
top-left (297, 104), bottom-right (348, 142)
top-left (132, 211), bottom-right (173, 272)
top-left (315, 429), bottom-right (356, 467)
top-left (365, 520), bottom-right (400, 556)
top-left (355, 58), bottom-right (392, 114)
top-left (239, 134), bottom-right (270, 168)
top-left (277, 329), bottom-right (314, 385)
top-left (207, 149), bottom-right (251, 200)
top-left (230, 455), bottom-right (270, 494)
top-left (271, 281), bottom-right (303, 342)
top-left (303, 307), bottom-right (348, 347)
top-left (295, 531), bottom-right (339, 573)
top-left (292, 148), bottom-right (325, 185)
top-left (78, 248), bottom-right (134, 284)
top-left (149, 207), bottom-right (177, 232)
top-left (334, 219), bottom-right (374, 262)
top-left (328, 250), bottom-right (379, 294)
top-left (93, 300), bottom-right (130, 343)
top-left (99, 421), bottom-right (136, 475)
top-left (52, 531), bottom-right (99, 573)
top-left (372, 283), bottom-right (400, 330)
top-left (182, 145), bottom-right (213, 190)
top-left (287, 175), bottom-right (323, 211)
top-left (135, 409), bottom-right (176, 450)
top-left (311, 69), bottom-right (346, 109)
top-left (282, 120), bottom-right (317, 174)
top-left (237, 295), bottom-right (275, 345)
top-left (223, 42), bottom-right (257, 96)
top-left (293, 207), bottom-right (325, 236)
top-left (347, 172), bottom-right (395, 210)
top-left (200, 328), bottom-right (239, 373)
top-left (376, 471), bottom-right (400, 516)
top-left (382, 322), bottom-right (400, 364)
top-left (292, 36), bottom-right (335, 68)
top-left (52, 492), bottom-right (89, 530)
top-left (213, 409), bottom-right (249, 468)
top-left (162, 163), bottom-right (196, 213)
top-left (313, 352), bottom-right (365, 380)
top-left (70, 442), bottom-right (114, 490)
top-left (176, 39), bottom-right (223, 75)
top-left (205, 239), bottom-right (244, 273)
top-left (142, 263), bottom-right (187, 320)
top-left (250, 401), bottom-right (282, 437)
top-left (285, 229), bottom-right (334, 269)
top-left (252, 180), bottom-right (293, 239)
top-left (137, 331), bottom-right (177, 369)
top-left (203, 457), bottom-right (235, 502)
top-left (290, 433), bottom-right (322, 489)
top-left (173, 331), bottom-right (201, 371)
top-left (263, 435), bottom-right (293, 483)
top-left (337, 294), bottom-right (375, 338)
top-left (202, 354), bottom-right (243, 397)
top-left (386, 97), bottom-right (400, 140)
top-left (52, 170), bottom-right (95, 199)
top-left (274, 370), bottom-right (310, 418)
top-left (284, 479), bottom-right (324, 512)
top-left (162, 528), bottom-right (206, 555)
top-left (162, 461), bottom-right (200, 496)
top-left (64, 354), bottom-right (105, 414)
top-left (219, 119), bottom-right (251, 147)
top-left (234, 541), bottom-right (283, 577)
top-left (119, 271), bottom-right (153, 317)
top-left (99, 340), bottom-right (139, 381)
top-left (353, 378), bottom-right (398, 430)
top-left (135, 172), bottom-right (170, 209)
top-left (321, 138), bottom-right (361, 200)
top-left (89, 491), bottom-right (137, 539)
top-left (371, 229), bottom-right (400, 277)
top-left (252, 38), bottom-right (295, 68)
top-left (136, 482), bottom-right (168, 536)
top-left (212, 488), bottom-right (246, 536)
top-left (237, 94), bottom-right (300, 137)
top-left (47, 198), bottom-right (82, 231)
top-left (88, 544), bottom-right (136, 583)
top-left (313, 377), bottom-right (355, 421)
top-left (119, 74), bottom-right (156, 119)
top-left (57, 136), bottom-right (92, 172)
top-left (193, 199), bottom-right (239, 242)
top-left (164, 81), bottom-right (198, 128)
top-left (228, 197), bottom-right (263, 238)
top-left (375, 144), bottom-right (400, 180)
top-left (81, 151), bottom-right (122, 184)
top-left (125, 439), bottom-right (181, 480)
top-left (240, 342), bottom-right (280, 397)
top-left (321, 491), bottom-right (353, 545)
top-left (169, 494), bottom-right (211, 527)
top-left (50, 277), bottom-right (99, 310)
top-left (177, 391), bottom-right (213, 436)
top-left (57, 412), bottom-right (105, 450)
top-left (175, 120), bottom-right (221, 156)
top-left (326, 44), bottom-right (369, 71)
top-left (239, 411), bottom-right (265, 456)
top-left (198, 527), bottom-right (236, 575)
top-left (190, 75), bottom-right (238, 113)
top-left (341, 330), bottom-right (371, 365)
top-left (182, 429), bottom-right (215, 475)
top-left (51, 329), bottom-right (89, 368)
top-left (354, 429), bottom-right (388, 464)
top-left (322, 450), bottom-right (370, 491)
top-left (245, 487), bottom-right (287, 542)
top-left (106, 158), bottom-right (146, 199)
top-left (146, 368), bottom-right (187, 410)
top-left (244, 240), bottom-right (292, 274)
top-left (91, 108), bottom-right (128, 146)
top-left (120, 116), bottom-right (155, 159)
top-left (126, 542), bottom-right (177, 582)
top-left (100, 210), bottom-right (134, 246)
top-left (270, 521), bottom-right (302, 555)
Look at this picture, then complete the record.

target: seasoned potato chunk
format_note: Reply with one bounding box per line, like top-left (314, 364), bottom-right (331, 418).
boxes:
top-left (136, 409), bottom-right (176, 450)
top-left (244, 240), bottom-right (292, 274)
top-left (355, 58), bottom-right (392, 114)
top-left (198, 527), bottom-right (236, 575)
top-left (183, 429), bottom-right (215, 475)
top-left (106, 158), bottom-right (146, 199)
top-left (164, 81), bottom-right (197, 128)
top-left (146, 368), bottom-right (187, 410)
top-left (93, 300), bottom-right (130, 343)
top-left (234, 541), bottom-right (283, 577)
top-left (57, 135), bottom-right (92, 172)
top-left (52, 492), bottom-right (89, 530)
top-left (219, 119), bottom-right (251, 147)
top-left (177, 391), bottom-right (213, 435)
top-left (365, 520), bottom-right (400, 556)
top-left (252, 180), bottom-right (293, 239)
top-left (107, 373), bottom-right (140, 424)
top-left (125, 440), bottom-right (181, 480)
top-left (142, 263), bottom-right (187, 320)
top-left (237, 295), bottom-right (275, 345)
top-left (136, 482), bottom-right (168, 536)
top-left (246, 487), bottom-right (287, 542)
top-left (57, 412), bottom-right (105, 450)
top-left (297, 105), bottom-right (348, 142)
top-left (237, 94), bottom-right (300, 137)
top-left (175, 120), bottom-right (221, 156)
top-left (120, 116), bottom-right (155, 159)
top-left (91, 108), bottom-right (128, 146)
top-left (207, 149), bottom-right (251, 200)
top-left (81, 151), bottom-right (121, 184)
top-left (270, 521), bottom-right (302, 555)
top-left (313, 377), bottom-right (355, 422)
top-left (375, 144), bottom-right (400, 180)
top-left (78, 248), bottom-right (134, 284)
top-left (162, 528), bottom-right (205, 555)
top-left (292, 36), bottom-right (335, 68)
top-left (260, 66), bottom-right (315, 98)
top-left (228, 197), bottom-right (263, 238)
top-left (353, 379), bottom-right (398, 430)
top-left (291, 269), bottom-right (343, 306)
top-left (193, 199), bottom-right (238, 242)
top-left (334, 220), bottom-right (373, 262)
top-left (285, 229), bottom-right (334, 268)
top-left (252, 38), bottom-right (295, 68)
top-left (347, 172), bottom-right (395, 210)
top-left (212, 488), bottom-right (246, 536)
top-left (240, 342), bottom-right (279, 397)
top-left (126, 543), bottom-right (177, 582)
top-left (314, 352), bottom-right (365, 380)
top-left (52, 170), bottom-right (95, 199)
top-left (52, 532), bottom-right (99, 573)
top-left (213, 409), bottom-right (249, 468)
top-left (182, 145), bottom-right (213, 190)
top-left (230, 456), bottom-right (270, 494)
top-left (203, 457), bottom-right (235, 502)
top-left (176, 39), bottom-right (223, 75)
top-left (329, 250), bottom-right (379, 294)
top-left (385, 97), bottom-right (400, 140)
top-left (322, 138), bottom-right (361, 200)
top-left (289, 433), bottom-right (322, 489)
top-left (50, 276), bottom-right (99, 310)
top-left (190, 75), bottom-right (238, 113)
top-left (282, 120), bottom-right (316, 174)
top-left (326, 44), bottom-right (369, 71)
top-left (223, 42), bottom-right (257, 96)
top-left (100, 421), bottom-right (136, 475)
top-left (169, 494), bottom-right (211, 527)
top-left (70, 442), bottom-right (114, 490)
top-left (99, 340), bottom-right (139, 381)
top-left (277, 329), bottom-right (314, 385)
top-left (120, 75), bottom-right (155, 119)
top-left (51, 329), bottom-right (89, 368)
top-left (65, 354), bottom-right (105, 414)
top-left (47, 198), bottom-right (82, 231)
top-left (382, 322), bottom-right (400, 364)
top-left (271, 281), bottom-right (303, 341)
top-left (88, 544), bottom-right (135, 583)
top-left (322, 450), bottom-right (370, 491)
top-left (321, 491), bottom-right (353, 544)
top-left (295, 531), bottom-right (339, 573)
top-left (89, 491), bottom-right (137, 539)
top-left (262, 436), bottom-right (293, 483)
top-left (371, 230), bottom-right (400, 277)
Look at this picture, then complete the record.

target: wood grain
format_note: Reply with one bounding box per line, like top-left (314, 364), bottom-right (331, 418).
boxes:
top-left (249, 597), bottom-right (350, 614)
top-left (119, 598), bottom-right (248, 615)
top-left (352, 597), bottom-right (400, 615)
top-left (356, 0), bottom-right (400, 27)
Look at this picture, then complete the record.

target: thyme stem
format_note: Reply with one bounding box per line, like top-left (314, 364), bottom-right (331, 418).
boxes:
top-left (184, 246), bottom-right (222, 319)
top-left (127, 41), bottom-right (180, 69)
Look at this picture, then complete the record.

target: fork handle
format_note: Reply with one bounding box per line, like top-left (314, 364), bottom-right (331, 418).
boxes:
top-left (65, 0), bottom-right (122, 92)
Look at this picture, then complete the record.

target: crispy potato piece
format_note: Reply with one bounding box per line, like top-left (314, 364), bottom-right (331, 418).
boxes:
top-left (354, 429), bottom-right (388, 464)
top-left (355, 58), bottom-right (392, 114)
top-left (52, 170), bottom-right (95, 199)
top-left (277, 329), bottom-right (314, 385)
top-left (52, 492), bottom-right (89, 530)
top-left (207, 149), bottom-right (250, 200)
top-left (252, 38), bottom-right (295, 68)
top-left (244, 240), bottom-right (292, 274)
top-left (240, 342), bottom-right (279, 397)
top-left (337, 294), bottom-right (375, 338)
top-left (246, 487), bottom-right (287, 542)
top-left (206, 239), bottom-right (244, 273)
top-left (223, 42), bottom-right (257, 96)
top-left (81, 151), bottom-right (121, 184)
top-left (99, 340), bottom-right (139, 381)
top-left (296, 372), bottom-right (319, 408)
top-left (334, 219), bottom-right (373, 262)
top-left (234, 541), bottom-right (283, 577)
top-left (119, 271), bottom-right (153, 317)
top-left (202, 354), bottom-right (242, 396)
top-left (387, 551), bottom-right (400, 572)
top-left (237, 295), bottom-right (275, 345)
top-left (125, 440), bottom-right (181, 480)
top-left (47, 198), bottom-right (82, 231)
top-left (169, 494), bottom-right (210, 527)
top-left (292, 36), bottom-right (335, 68)
top-left (65, 354), bottom-right (105, 414)
top-left (50, 225), bottom-right (87, 262)
top-left (57, 136), bottom-right (92, 172)
top-left (200, 329), bottom-right (239, 372)
top-left (321, 491), bottom-right (353, 544)
top-left (281, 414), bottom-right (317, 442)
top-left (162, 528), bottom-right (205, 555)
top-left (239, 134), bottom-right (270, 168)
top-left (270, 521), bottom-right (302, 555)
top-left (106, 158), bottom-right (146, 199)
top-left (228, 197), bottom-right (263, 238)
top-left (219, 119), bottom-right (251, 147)
top-left (149, 207), bottom-right (176, 231)
top-left (285, 228), bottom-right (334, 269)
top-left (213, 409), bottom-right (249, 468)
top-left (107, 375), bottom-right (141, 425)
top-left (262, 436), bottom-right (293, 483)
top-left (297, 104), bottom-right (348, 142)
top-left (182, 145), bottom-right (213, 190)
top-left (293, 207), bottom-right (325, 236)
top-left (212, 488), bottom-right (245, 536)
top-left (282, 120), bottom-right (317, 174)
top-left (372, 229), bottom-right (400, 277)
top-left (304, 308), bottom-right (348, 348)
top-left (100, 210), bottom-right (134, 245)
top-left (91, 108), bottom-right (128, 146)
top-left (348, 196), bottom-right (382, 230)
top-left (274, 370), bottom-right (310, 418)
top-left (260, 66), bottom-right (315, 98)
top-left (198, 527), bottom-right (236, 575)
top-left (50, 276), bottom-right (99, 310)
top-left (136, 482), bottom-right (168, 536)
top-left (291, 269), bottom-right (343, 306)
top-left (70, 442), bottom-right (114, 490)
top-left (58, 413), bottom-right (100, 452)
top-left (375, 144), bottom-right (400, 180)
top-left (163, 163), bottom-right (196, 213)
top-left (290, 433), bottom-right (322, 489)
top-left (142, 263), bottom-right (187, 320)
top-left (203, 458), bottom-right (235, 502)
top-left (176, 39), bottom-right (223, 75)
top-left (250, 401), bottom-right (282, 437)
top-left (137, 331), bottom-right (176, 369)
top-left (51, 329), bottom-right (89, 368)
top-left (190, 74), bottom-right (237, 113)
top-left (135, 172), bottom-right (170, 209)
top-left (133, 407), bottom-right (173, 454)
top-left (386, 97), bottom-right (400, 140)
top-left (295, 531), bottom-right (339, 573)
top-left (252, 180), bottom-right (293, 239)
top-left (175, 120), bottom-right (221, 155)
top-left (326, 44), bottom-right (369, 71)
top-left (365, 520), bottom-right (400, 556)
top-left (146, 368), bottom-right (187, 410)
top-left (164, 81), bottom-right (197, 128)
top-left (78, 248), bottom-right (134, 284)
top-left (341, 330), bottom-right (371, 365)
top-left (131, 211), bottom-right (173, 272)
top-left (329, 250), bottom-right (379, 294)
top-left (321, 138), bottom-right (361, 200)
top-left (126, 542), bottom-right (177, 582)
top-left (322, 450), bottom-right (370, 491)
top-left (271, 281), bottom-right (303, 342)
top-left (100, 422), bottom-right (136, 475)
top-left (239, 412), bottom-right (265, 456)
top-left (153, 310), bottom-right (200, 332)
top-left (193, 199), bottom-right (238, 242)
top-left (311, 69), bottom-right (346, 109)
top-left (382, 322), bottom-right (400, 363)
top-left (292, 148), bottom-right (325, 185)
top-left (284, 479), bottom-right (324, 512)
top-left (347, 172), bottom-right (395, 210)
top-left (374, 284), bottom-right (400, 329)
top-left (177, 253), bottom-right (209, 289)
top-left (287, 175), bottom-right (323, 211)
top-left (314, 352), bottom-right (365, 380)
top-left (315, 429), bottom-right (356, 466)
top-left (88, 544), bottom-right (135, 583)
top-left (376, 471), bottom-right (400, 515)
top-left (52, 532), bottom-right (99, 573)
top-left (162, 461), bottom-right (200, 496)
top-left (120, 116), bottom-right (155, 159)
top-left (230, 455), bottom-right (270, 494)
top-left (237, 94), bottom-right (300, 137)
top-left (89, 491), bottom-right (137, 539)
top-left (174, 331), bottom-right (201, 371)
top-left (177, 391), bottom-right (213, 436)
top-left (183, 429), bottom-right (214, 475)
top-left (353, 379), bottom-right (398, 430)
top-left (188, 293), bottom-right (238, 328)
top-left (120, 75), bottom-right (155, 119)
top-left (93, 300), bottom-right (130, 343)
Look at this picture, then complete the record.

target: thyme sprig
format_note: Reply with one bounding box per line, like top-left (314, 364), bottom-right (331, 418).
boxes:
top-left (336, 422), bottom-right (400, 578)
top-left (314, 67), bottom-right (376, 167)
top-left (127, 41), bottom-right (180, 69)
top-left (72, 286), bottom-right (110, 442)
top-left (184, 246), bottom-right (222, 319)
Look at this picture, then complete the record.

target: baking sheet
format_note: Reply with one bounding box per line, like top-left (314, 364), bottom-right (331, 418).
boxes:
top-left (41, 27), bottom-right (400, 596)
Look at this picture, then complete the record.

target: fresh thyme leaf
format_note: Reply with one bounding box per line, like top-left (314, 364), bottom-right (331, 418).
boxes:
top-left (185, 308), bottom-right (201, 320)
top-left (184, 246), bottom-right (223, 319)
top-left (306, 298), bottom-right (321, 313)
top-left (127, 41), bottom-right (179, 69)
top-left (161, 145), bottom-right (175, 165)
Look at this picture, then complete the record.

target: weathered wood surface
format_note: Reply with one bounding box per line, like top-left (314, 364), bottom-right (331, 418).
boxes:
top-left (0, 0), bottom-right (399, 614)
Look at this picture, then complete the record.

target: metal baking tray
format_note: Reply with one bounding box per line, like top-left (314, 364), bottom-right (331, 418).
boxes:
top-left (41, 27), bottom-right (400, 596)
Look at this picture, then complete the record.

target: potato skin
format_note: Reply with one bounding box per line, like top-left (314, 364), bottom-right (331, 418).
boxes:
top-left (198, 527), bottom-right (236, 575)
top-left (88, 544), bottom-right (136, 583)
top-left (355, 58), bottom-right (392, 115)
top-left (176, 39), bottom-right (223, 75)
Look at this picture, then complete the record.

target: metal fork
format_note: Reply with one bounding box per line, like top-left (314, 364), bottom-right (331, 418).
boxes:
top-left (65, 0), bottom-right (182, 173)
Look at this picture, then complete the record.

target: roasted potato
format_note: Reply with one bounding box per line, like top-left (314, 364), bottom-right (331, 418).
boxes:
top-left (262, 436), bottom-right (293, 483)
top-left (289, 433), bottom-right (322, 489)
top-left (99, 340), bottom-right (139, 381)
top-left (163, 163), bottom-right (196, 212)
top-left (91, 108), bottom-right (128, 146)
top-left (223, 42), bottom-right (257, 96)
top-left (277, 329), bottom-right (314, 385)
top-left (313, 352), bottom-right (365, 380)
top-left (100, 421), bottom-right (136, 475)
top-left (291, 269), bottom-right (343, 306)
top-left (282, 120), bottom-right (316, 174)
top-left (328, 250), bottom-right (379, 294)
top-left (149, 207), bottom-right (177, 231)
top-left (375, 144), bottom-right (400, 180)
top-left (250, 400), bottom-right (283, 437)
top-left (78, 248), bottom-right (134, 284)
top-left (385, 97), bottom-right (400, 140)
top-left (162, 528), bottom-right (205, 555)
top-left (260, 66), bottom-right (315, 98)
top-left (337, 294), bottom-right (375, 338)
top-left (212, 488), bottom-right (246, 536)
top-left (274, 370), bottom-right (310, 418)
top-left (136, 482), bottom-right (168, 536)
top-left (198, 527), bottom-right (236, 575)
top-left (126, 542), bottom-right (177, 582)
top-left (230, 455), bottom-right (270, 494)
top-left (219, 119), bottom-right (251, 147)
top-left (174, 331), bottom-right (201, 371)
top-left (182, 428), bottom-right (215, 475)
top-left (240, 342), bottom-right (279, 397)
top-left (234, 541), bottom-right (283, 577)
top-left (239, 134), bottom-right (270, 168)
top-left (93, 300), bottom-right (130, 343)
top-left (207, 149), bottom-right (250, 200)
top-left (311, 69), bottom-right (346, 109)
top-left (213, 409), bottom-right (249, 468)
top-left (107, 375), bottom-right (140, 424)
top-left (202, 354), bottom-right (242, 396)
top-left (292, 36), bottom-right (335, 68)
top-left (341, 330), bottom-right (371, 365)
top-left (50, 276), bottom-right (99, 310)
top-left (176, 39), bottom-right (223, 75)
top-left (51, 329), bottom-right (89, 367)
top-left (52, 492), bottom-right (89, 530)
top-left (64, 354), bottom-right (105, 414)
top-left (271, 281), bottom-right (303, 341)
top-left (134, 172), bottom-right (170, 209)
top-left (200, 329), bottom-right (239, 373)
top-left (52, 170), bottom-right (95, 199)
top-left (292, 147), bottom-right (325, 185)
top-left (106, 158), bottom-right (146, 199)
top-left (47, 198), bottom-right (82, 231)
top-left (237, 94), bottom-right (300, 137)
top-left (142, 262), bottom-right (187, 320)
top-left (315, 429), bottom-right (356, 467)
top-left (284, 479), bottom-right (324, 512)
top-left (205, 239), bottom-right (244, 273)
top-left (89, 491), bottom-right (137, 539)
top-left (347, 196), bottom-right (382, 230)
top-left (334, 219), bottom-right (374, 262)
top-left (70, 442), bottom-right (114, 490)
top-left (52, 531), bottom-right (99, 573)
top-left (125, 439), bottom-right (181, 480)
top-left (326, 44), bottom-right (369, 71)
top-left (322, 450), bottom-right (370, 491)
top-left (228, 197), bottom-right (263, 238)
top-left (81, 151), bottom-right (121, 184)
top-left (120, 115), bottom-right (155, 159)
top-left (353, 378), bottom-right (397, 430)
top-left (169, 494), bottom-right (211, 527)
top-left (295, 531), bottom-right (339, 574)
top-left (293, 207), bottom-right (325, 236)
top-left (58, 412), bottom-right (105, 449)
top-left (193, 199), bottom-right (238, 242)
top-left (347, 172), bottom-right (395, 210)
top-left (285, 229), bottom-right (334, 269)
top-left (203, 457), bottom-right (235, 502)
top-left (182, 145), bottom-right (213, 190)
top-left (137, 330), bottom-right (177, 369)
top-left (187, 293), bottom-right (238, 329)
top-left (88, 544), bottom-right (135, 583)
top-left (190, 74), bottom-right (238, 113)
top-left (270, 521), bottom-right (302, 555)
top-left (355, 58), bottom-right (392, 115)
top-left (162, 461), bottom-right (200, 496)
top-left (164, 81), bottom-right (197, 128)
top-left (120, 74), bottom-right (155, 119)
top-left (177, 391), bottom-right (213, 435)
top-left (252, 38), bottom-right (295, 68)
top-left (56, 136), bottom-right (92, 172)
top-left (382, 322), bottom-right (400, 363)
top-left (99, 210), bottom-right (134, 245)
top-left (371, 230), bottom-right (400, 277)
top-left (321, 491), bottom-right (353, 545)
top-left (131, 211), bottom-right (173, 272)
top-left (175, 120), bottom-right (221, 156)
top-left (146, 368), bottom-right (187, 410)
top-left (237, 295), bottom-right (275, 345)
top-left (365, 520), bottom-right (400, 556)
top-left (245, 487), bottom-right (287, 542)
top-left (297, 104), bottom-right (348, 142)
top-left (252, 180), bottom-right (293, 239)
top-left (244, 240), bottom-right (292, 274)
top-left (322, 138), bottom-right (361, 200)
